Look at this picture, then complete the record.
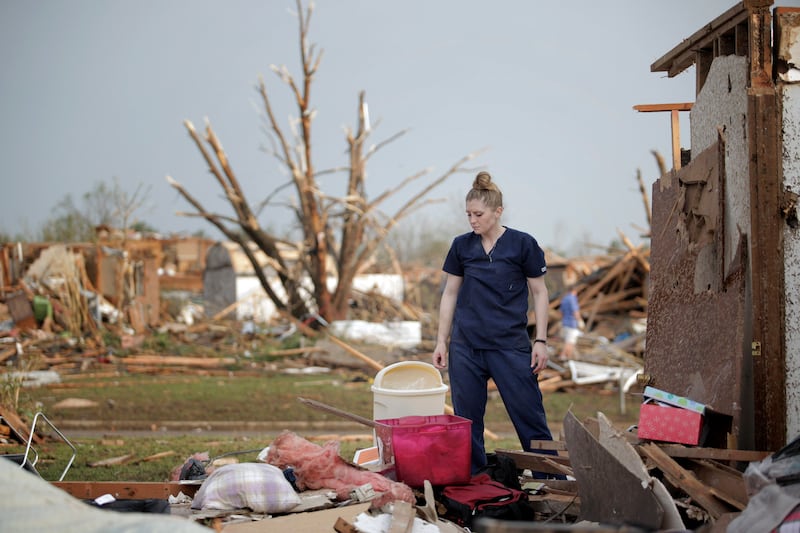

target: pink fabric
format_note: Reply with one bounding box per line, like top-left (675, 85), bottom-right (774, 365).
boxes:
top-left (264, 431), bottom-right (414, 508)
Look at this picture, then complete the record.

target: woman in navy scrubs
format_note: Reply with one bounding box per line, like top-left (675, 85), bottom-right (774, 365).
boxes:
top-left (432, 171), bottom-right (556, 474)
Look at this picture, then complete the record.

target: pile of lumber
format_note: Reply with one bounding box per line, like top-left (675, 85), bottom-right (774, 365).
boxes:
top-left (545, 236), bottom-right (650, 358)
top-left (493, 411), bottom-right (770, 531)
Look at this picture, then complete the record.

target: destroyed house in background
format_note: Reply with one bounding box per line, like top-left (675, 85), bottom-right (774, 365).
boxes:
top-left (0, 240), bottom-right (165, 334)
top-left (0, 236), bottom-right (219, 334)
top-left (0, 235), bottom-right (416, 331)
top-left (0, 229), bottom-right (652, 363)
top-left (641, 0), bottom-right (800, 453)
top-left (199, 241), bottom-right (409, 324)
top-left (543, 244), bottom-right (650, 354)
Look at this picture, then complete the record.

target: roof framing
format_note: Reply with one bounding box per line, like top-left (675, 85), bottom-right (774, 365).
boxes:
top-left (649, 1), bottom-right (774, 92)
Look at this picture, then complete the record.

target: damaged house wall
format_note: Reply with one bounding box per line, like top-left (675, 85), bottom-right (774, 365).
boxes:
top-left (645, 1), bottom-right (799, 452)
top-left (784, 83), bottom-right (800, 443)
top-left (647, 50), bottom-right (752, 451)
top-left (780, 10), bottom-right (800, 442)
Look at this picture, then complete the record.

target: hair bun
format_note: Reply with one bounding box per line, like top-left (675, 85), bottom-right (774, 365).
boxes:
top-left (473, 171), bottom-right (496, 191)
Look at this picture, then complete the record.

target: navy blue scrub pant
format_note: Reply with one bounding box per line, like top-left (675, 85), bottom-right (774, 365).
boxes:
top-left (448, 341), bottom-right (555, 474)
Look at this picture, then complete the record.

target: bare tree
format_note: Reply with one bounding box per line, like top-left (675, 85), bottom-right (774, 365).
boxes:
top-left (39, 178), bottom-right (152, 243)
top-left (168, 0), bottom-right (482, 321)
top-left (110, 178), bottom-right (152, 241)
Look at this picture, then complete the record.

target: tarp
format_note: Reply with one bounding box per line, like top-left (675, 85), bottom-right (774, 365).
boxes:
top-left (0, 457), bottom-right (208, 533)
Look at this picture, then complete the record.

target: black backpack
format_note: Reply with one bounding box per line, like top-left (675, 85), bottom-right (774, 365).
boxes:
top-left (439, 473), bottom-right (534, 528)
top-left (477, 452), bottom-right (522, 490)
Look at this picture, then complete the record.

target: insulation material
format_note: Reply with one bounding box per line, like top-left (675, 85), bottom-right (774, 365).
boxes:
top-left (689, 55), bottom-right (750, 278)
top-left (264, 430), bottom-right (415, 509)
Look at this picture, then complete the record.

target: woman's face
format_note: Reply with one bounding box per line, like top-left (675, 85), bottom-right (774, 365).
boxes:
top-left (466, 199), bottom-right (502, 236)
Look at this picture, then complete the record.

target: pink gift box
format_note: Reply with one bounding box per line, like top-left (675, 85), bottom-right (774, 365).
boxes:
top-left (637, 402), bottom-right (704, 445)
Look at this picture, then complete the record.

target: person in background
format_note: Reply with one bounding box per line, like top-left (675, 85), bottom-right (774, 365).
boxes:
top-left (559, 288), bottom-right (582, 361)
top-left (432, 171), bottom-right (558, 474)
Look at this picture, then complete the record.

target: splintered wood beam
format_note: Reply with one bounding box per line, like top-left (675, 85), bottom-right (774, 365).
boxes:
top-left (327, 334), bottom-right (384, 372)
top-left (618, 230), bottom-right (651, 273)
top-left (642, 444), bottom-right (771, 463)
top-left (687, 458), bottom-right (748, 511)
top-left (588, 293), bottom-right (647, 315)
top-left (577, 252), bottom-right (636, 304)
top-left (297, 397), bottom-right (377, 428)
top-left (639, 443), bottom-right (734, 520)
top-left (494, 449), bottom-right (573, 477)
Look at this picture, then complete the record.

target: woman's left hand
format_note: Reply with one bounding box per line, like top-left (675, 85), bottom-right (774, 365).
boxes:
top-left (531, 343), bottom-right (548, 374)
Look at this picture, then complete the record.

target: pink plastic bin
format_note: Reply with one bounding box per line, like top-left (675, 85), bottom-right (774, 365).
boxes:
top-left (374, 414), bottom-right (471, 487)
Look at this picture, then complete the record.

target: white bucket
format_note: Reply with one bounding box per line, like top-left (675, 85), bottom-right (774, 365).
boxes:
top-left (371, 361), bottom-right (448, 420)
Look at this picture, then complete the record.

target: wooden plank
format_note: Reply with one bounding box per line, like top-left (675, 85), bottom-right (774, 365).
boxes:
top-left (671, 109), bottom-right (681, 169)
top-left (0, 345), bottom-right (17, 364)
top-left (650, 3), bottom-right (748, 76)
top-left (327, 335), bottom-right (384, 372)
top-left (52, 481), bottom-right (199, 499)
top-left (475, 518), bottom-right (636, 532)
top-left (0, 406), bottom-right (43, 445)
top-left (529, 440), bottom-right (567, 452)
top-left (633, 104), bottom-right (693, 170)
top-left (577, 252), bottom-right (636, 305)
top-left (88, 454), bottom-right (135, 467)
top-left (268, 347), bottom-right (327, 357)
top-left (638, 443), bottom-right (734, 520)
top-left (158, 273), bottom-right (203, 292)
top-left (646, 444), bottom-right (771, 463)
top-left (539, 378), bottom-right (575, 393)
top-left (540, 479), bottom-right (578, 494)
top-left (494, 449), bottom-right (572, 477)
top-left (687, 458), bottom-right (748, 510)
top-left (298, 397), bottom-right (376, 428)
top-left (119, 354), bottom-right (237, 367)
top-left (633, 103), bottom-right (693, 113)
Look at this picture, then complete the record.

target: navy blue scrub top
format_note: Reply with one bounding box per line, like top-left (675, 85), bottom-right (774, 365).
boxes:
top-left (442, 227), bottom-right (547, 350)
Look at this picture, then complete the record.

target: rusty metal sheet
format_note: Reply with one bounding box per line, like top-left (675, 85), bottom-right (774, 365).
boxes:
top-left (646, 140), bottom-right (746, 439)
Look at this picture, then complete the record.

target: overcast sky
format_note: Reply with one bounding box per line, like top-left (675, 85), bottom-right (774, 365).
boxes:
top-left (3, 1), bottom-right (798, 253)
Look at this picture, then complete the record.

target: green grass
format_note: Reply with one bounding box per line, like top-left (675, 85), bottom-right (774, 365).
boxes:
top-left (25, 372), bottom-right (375, 423)
top-left (6, 371), bottom-right (640, 483)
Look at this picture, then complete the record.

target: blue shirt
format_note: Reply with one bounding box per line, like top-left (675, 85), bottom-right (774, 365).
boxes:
top-left (442, 227), bottom-right (547, 350)
top-left (560, 292), bottom-right (579, 328)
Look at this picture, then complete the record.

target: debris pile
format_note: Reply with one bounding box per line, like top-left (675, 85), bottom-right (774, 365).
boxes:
top-left (0, 235), bottom-right (649, 386)
top-left (1, 401), bottom-right (776, 531)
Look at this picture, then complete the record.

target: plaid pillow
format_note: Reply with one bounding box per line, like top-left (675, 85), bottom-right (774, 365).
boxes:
top-left (191, 463), bottom-right (301, 513)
